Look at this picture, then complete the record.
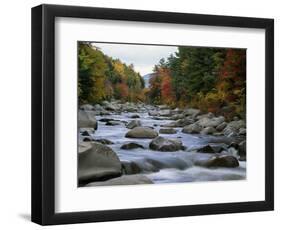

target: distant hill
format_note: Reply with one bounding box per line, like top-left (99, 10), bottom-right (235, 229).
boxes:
top-left (142, 73), bottom-right (154, 88)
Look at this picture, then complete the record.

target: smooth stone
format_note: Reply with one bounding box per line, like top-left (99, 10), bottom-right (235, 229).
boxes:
top-left (78, 110), bottom-right (98, 130)
top-left (196, 145), bottom-right (216, 153)
top-left (121, 161), bottom-right (142, 174)
top-left (121, 142), bottom-right (144, 150)
top-left (205, 155), bottom-right (239, 168)
top-left (125, 127), bottom-right (158, 139)
top-left (182, 123), bottom-right (202, 134)
top-left (94, 139), bottom-right (114, 145)
top-left (78, 142), bottom-right (122, 185)
top-left (85, 174), bottom-right (153, 186)
top-left (200, 127), bottom-right (216, 135)
top-left (149, 136), bottom-right (184, 152)
top-left (159, 128), bottom-right (177, 134)
top-left (126, 120), bottom-right (141, 129)
top-left (130, 114), bottom-right (140, 118)
top-left (105, 120), bottom-right (121, 126)
top-left (80, 104), bottom-right (94, 111)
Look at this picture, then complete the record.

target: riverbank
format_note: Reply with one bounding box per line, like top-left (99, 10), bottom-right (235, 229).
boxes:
top-left (78, 100), bottom-right (246, 187)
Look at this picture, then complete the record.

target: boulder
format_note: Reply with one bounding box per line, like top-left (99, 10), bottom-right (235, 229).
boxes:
top-left (85, 174), bottom-right (153, 186)
top-left (223, 120), bottom-right (246, 137)
top-left (105, 120), bottom-right (121, 126)
top-left (126, 120), bottom-right (141, 129)
top-left (148, 110), bottom-right (159, 116)
top-left (94, 138), bottom-right (114, 145)
top-left (130, 114), bottom-right (140, 118)
top-left (80, 128), bottom-right (95, 136)
top-left (200, 127), bottom-right (216, 135)
top-left (121, 161), bottom-right (142, 174)
top-left (78, 110), bottom-right (98, 130)
top-left (80, 104), bottom-right (94, 111)
top-left (196, 145), bottom-right (216, 153)
top-left (182, 123), bottom-right (202, 134)
top-left (216, 122), bottom-right (228, 132)
top-left (159, 109), bottom-right (172, 117)
top-left (159, 128), bottom-right (177, 134)
top-left (183, 108), bottom-right (200, 117)
top-left (171, 114), bottom-right (185, 120)
top-left (78, 142), bottom-right (122, 184)
top-left (121, 142), bottom-right (144, 150)
top-left (125, 127), bottom-right (158, 139)
top-left (163, 117), bottom-right (194, 128)
top-left (239, 128), bottom-right (246, 136)
top-left (99, 118), bottom-right (114, 122)
top-left (149, 136), bottom-right (184, 152)
top-left (158, 105), bottom-right (169, 110)
top-left (205, 155), bottom-right (239, 168)
top-left (196, 116), bottom-right (225, 128)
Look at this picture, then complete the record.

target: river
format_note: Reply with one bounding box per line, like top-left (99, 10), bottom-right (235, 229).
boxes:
top-left (91, 111), bottom-right (246, 184)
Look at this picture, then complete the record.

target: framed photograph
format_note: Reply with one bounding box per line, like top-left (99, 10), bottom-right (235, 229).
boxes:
top-left (31, 4), bottom-right (274, 225)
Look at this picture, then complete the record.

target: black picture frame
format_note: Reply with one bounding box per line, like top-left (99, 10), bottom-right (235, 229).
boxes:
top-left (31, 4), bottom-right (274, 225)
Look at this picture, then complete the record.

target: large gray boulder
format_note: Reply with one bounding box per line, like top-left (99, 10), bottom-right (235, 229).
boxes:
top-left (78, 110), bottom-right (98, 130)
top-left (78, 142), bottom-right (122, 184)
top-left (125, 127), bottom-right (158, 138)
top-left (126, 120), bottom-right (141, 129)
top-left (182, 123), bottom-right (202, 134)
top-left (149, 136), bottom-right (184, 152)
top-left (85, 174), bottom-right (153, 186)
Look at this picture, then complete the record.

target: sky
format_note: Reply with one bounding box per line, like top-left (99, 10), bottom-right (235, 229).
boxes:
top-left (90, 42), bottom-right (178, 76)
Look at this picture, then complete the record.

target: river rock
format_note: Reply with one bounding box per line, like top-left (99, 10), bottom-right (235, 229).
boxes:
top-left (130, 114), bottom-right (140, 118)
top-left (125, 127), bottom-right (158, 138)
top-left (196, 145), bottom-right (216, 153)
top-left (80, 104), bottom-right (94, 111)
top-left (78, 142), bottom-right (122, 184)
top-left (159, 128), bottom-right (177, 134)
top-left (85, 174), bottom-right (153, 186)
top-left (216, 122), bottom-right (228, 132)
top-left (159, 109), bottom-right (172, 117)
top-left (171, 114), bottom-right (185, 120)
top-left (158, 105), bottom-right (169, 110)
top-left (183, 108), bottom-right (200, 117)
top-left (200, 127), bottom-right (216, 135)
top-left (238, 140), bottom-right (246, 161)
top-left (239, 128), bottom-right (246, 135)
top-left (121, 161), bottom-right (142, 174)
top-left (78, 110), bottom-right (98, 130)
top-left (205, 155), bottom-right (239, 168)
top-left (80, 128), bottom-right (95, 136)
top-left (99, 118), bottom-right (114, 122)
top-left (182, 123), bottom-right (202, 134)
top-left (163, 117), bottom-right (194, 128)
top-left (105, 120), bottom-right (121, 126)
top-left (121, 142), bottom-right (144, 150)
top-left (223, 120), bottom-right (246, 137)
top-left (196, 116), bottom-right (225, 128)
top-left (126, 120), bottom-right (141, 129)
top-left (94, 138), bottom-right (114, 145)
top-left (148, 110), bottom-right (159, 116)
top-left (149, 136), bottom-right (184, 152)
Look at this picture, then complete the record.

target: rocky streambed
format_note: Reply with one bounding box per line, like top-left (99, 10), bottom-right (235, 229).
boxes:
top-left (78, 101), bottom-right (246, 187)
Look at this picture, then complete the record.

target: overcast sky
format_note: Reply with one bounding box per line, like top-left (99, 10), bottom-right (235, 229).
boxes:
top-left (91, 42), bottom-right (178, 76)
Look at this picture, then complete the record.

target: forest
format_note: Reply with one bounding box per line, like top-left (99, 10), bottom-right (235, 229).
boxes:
top-left (78, 42), bottom-right (246, 120)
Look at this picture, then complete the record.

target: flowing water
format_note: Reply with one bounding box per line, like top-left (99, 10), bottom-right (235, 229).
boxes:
top-left (92, 112), bottom-right (246, 184)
